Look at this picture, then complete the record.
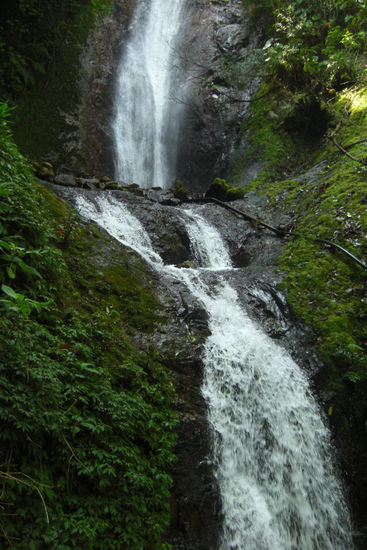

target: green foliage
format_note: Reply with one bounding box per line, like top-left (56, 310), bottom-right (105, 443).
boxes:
top-left (0, 101), bottom-right (57, 315)
top-left (258, 0), bottom-right (367, 93)
top-left (0, 315), bottom-right (177, 548)
top-left (0, 0), bottom-right (111, 95)
top-left (0, 106), bottom-right (177, 548)
top-left (171, 180), bottom-right (189, 200)
top-left (0, 0), bottom-right (111, 159)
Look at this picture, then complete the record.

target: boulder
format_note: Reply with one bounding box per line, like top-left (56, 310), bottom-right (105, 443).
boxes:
top-left (54, 174), bottom-right (77, 186)
top-left (79, 177), bottom-right (100, 190)
top-left (35, 161), bottom-right (55, 180)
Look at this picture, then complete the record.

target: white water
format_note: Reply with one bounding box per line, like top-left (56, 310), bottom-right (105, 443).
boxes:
top-left (75, 194), bottom-right (354, 550)
top-left (113, 0), bottom-right (186, 189)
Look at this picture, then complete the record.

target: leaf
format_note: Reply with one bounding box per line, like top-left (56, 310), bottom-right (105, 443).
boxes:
top-left (1, 283), bottom-right (20, 299)
top-left (0, 182), bottom-right (14, 195)
top-left (0, 239), bottom-right (13, 251)
top-left (15, 258), bottom-right (41, 277)
top-left (6, 264), bottom-right (16, 279)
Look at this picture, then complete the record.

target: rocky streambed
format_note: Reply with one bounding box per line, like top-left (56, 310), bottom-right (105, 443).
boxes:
top-left (47, 180), bottom-right (328, 549)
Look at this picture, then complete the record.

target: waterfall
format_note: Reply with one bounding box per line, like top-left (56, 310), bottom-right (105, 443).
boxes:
top-left (113, 0), bottom-right (186, 189)
top-left (75, 194), bottom-right (354, 550)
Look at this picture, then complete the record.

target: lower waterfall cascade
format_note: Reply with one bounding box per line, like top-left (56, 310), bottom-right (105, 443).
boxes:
top-left (75, 191), bottom-right (354, 550)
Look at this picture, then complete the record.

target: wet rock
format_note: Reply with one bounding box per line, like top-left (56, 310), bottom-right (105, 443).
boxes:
top-left (174, 0), bottom-right (265, 193)
top-left (106, 181), bottom-right (119, 189)
top-left (127, 186), bottom-right (145, 196)
top-left (216, 23), bottom-right (249, 52)
top-left (54, 174), bottom-right (77, 186)
top-left (177, 260), bottom-right (197, 269)
top-left (145, 188), bottom-right (166, 202)
top-left (161, 197), bottom-right (182, 206)
top-left (78, 177), bottom-right (100, 190)
top-left (34, 161), bottom-right (55, 180)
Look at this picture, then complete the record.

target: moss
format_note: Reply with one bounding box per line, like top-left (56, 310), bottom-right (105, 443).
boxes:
top-left (206, 178), bottom-right (245, 201)
top-left (172, 179), bottom-right (189, 200)
top-left (10, 3), bottom-right (109, 162)
top-left (230, 84), bottom-right (301, 184)
top-left (243, 88), bottom-right (367, 387)
top-left (38, 184), bottom-right (164, 336)
top-left (40, 186), bottom-right (71, 219)
top-left (234, 81), bottom-right (367, 507)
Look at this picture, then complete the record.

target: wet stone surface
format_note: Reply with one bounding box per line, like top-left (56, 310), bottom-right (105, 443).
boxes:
top-left (51, 184), bottom-right (324, 550)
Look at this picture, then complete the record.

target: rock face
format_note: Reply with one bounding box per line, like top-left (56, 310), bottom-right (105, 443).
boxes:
top-left (76, 0), bottom-right (265, 191)
top-left (174, 0), bottom-right (265, 193)
top-left (77, 0), bottom-right (138, 177)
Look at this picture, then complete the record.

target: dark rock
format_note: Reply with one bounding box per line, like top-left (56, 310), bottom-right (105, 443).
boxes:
top-left (177, 260), bottom-right (197, 269)
top-left (174, 0), bottom-right (265, 193)
top-left (78, 177), bottom-right (99, 190)
top-left (161, 197), bottom-right (182, 206)
top-left (205, 178), bottom-right (245, 202)
top-left (216, 23), bottom-right (249, 52)
top-left (105, 181), bottom-right (119, 189)
top-left (54, 174), bottom-right (77, 186)
top-left (35, 161), bottom-right (55, 181)
top-left (126, 186), bottom-right (144, 197)
top-left (145, 188), bottom-right (165, 202)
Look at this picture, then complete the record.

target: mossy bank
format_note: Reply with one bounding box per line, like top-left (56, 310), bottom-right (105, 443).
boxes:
top-left (0, 107), bottom-right (178, 548)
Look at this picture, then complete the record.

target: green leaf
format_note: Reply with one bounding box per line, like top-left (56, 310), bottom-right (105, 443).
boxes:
top-left (1, 283), bottom-right (20, 299)
top-left (15, 257), bottom-right (41, 277)
top-left (6, 264), bottom-right (16, 279)
top-left (0, 182), bottom-right (14, 195)
top-left (0, 239), bottom-right (12, 251)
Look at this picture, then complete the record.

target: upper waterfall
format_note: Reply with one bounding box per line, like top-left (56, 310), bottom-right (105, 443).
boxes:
top-left (112, 0), bottom-right (186, 189)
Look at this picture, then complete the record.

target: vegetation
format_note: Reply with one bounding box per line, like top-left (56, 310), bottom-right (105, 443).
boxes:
top-left (256, 0), bottom-right (367, 92)
top-left (235, 0), bottom-right (367, 382)
top-left (1, 0), bottom-right (367, 544)
top-left (0, 103), bottom-right (177, 548)
top-left (224, 0), bottom-right (367, 525)
top-left (0, 0), bottom-right (111, 159)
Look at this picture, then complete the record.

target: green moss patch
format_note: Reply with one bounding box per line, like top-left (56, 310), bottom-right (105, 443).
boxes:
top-left (206, 177), bottom-right (245, 201)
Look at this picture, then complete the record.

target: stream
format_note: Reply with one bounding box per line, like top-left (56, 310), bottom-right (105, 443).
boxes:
top-left (74, 192), bottom-right (353, 550)
top-left (79, 0), bottom-right (355, 547)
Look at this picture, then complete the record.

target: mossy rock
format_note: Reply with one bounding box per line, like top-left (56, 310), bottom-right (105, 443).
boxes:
top-left (205, 178), bottom-right (245, 202)
top-left (171, 179), bottom-right (188, 200)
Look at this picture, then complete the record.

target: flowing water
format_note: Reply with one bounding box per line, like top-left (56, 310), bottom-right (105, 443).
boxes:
top-left (96, 0), bottom-right (354, 546)
top-left (112, 0), bottom-right (186, 189)
top-left (75, 193), bottom-right (354, 549)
